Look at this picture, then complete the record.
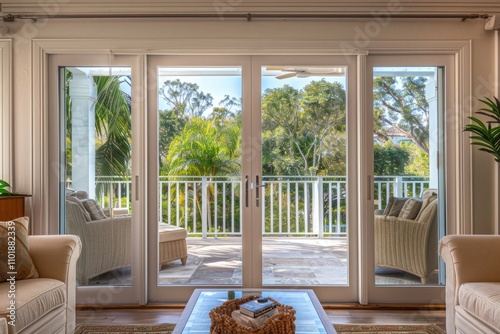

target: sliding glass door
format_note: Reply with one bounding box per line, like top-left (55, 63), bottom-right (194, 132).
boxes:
top-left (48, 55), bottom-right (145, 304)
top-left (253, 56), bottom-right (358, 302)
top-left (146, 55), bottom-right (358, 302)
top-left (366, 55), bottom-right (453, 303)
top-left (47, 52), bottom-right (452, 305)
top-left (147, 56), bottom-right (251, 302)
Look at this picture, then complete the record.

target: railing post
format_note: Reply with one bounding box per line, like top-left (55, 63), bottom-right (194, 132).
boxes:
top-left (312, 177), bottom-right (323, 238)
top-left (395, 176), bottom-right (403, 197)
top-left (202, 176), bottom-right (208, 239)
top-left (159, 181), bottom-right (163, 224)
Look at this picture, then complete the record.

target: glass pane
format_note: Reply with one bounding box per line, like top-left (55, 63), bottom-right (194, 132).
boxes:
top-left (372, 67), bottom-right (440, 286)
top-left (62, 66), bottom-right (133, 286)
top-left (157, 67), bottom-right (242, 285)
top-left (261, 66), bottom-right (348, 285)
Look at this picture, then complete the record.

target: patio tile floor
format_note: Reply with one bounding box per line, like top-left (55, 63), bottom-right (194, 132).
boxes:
top-left (88, 236), bottom-right (438, 286)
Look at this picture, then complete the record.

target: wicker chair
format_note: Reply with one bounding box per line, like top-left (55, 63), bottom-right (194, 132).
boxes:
top-left (65, 194), bottom-right (131, 285)
top-left (374, 190), bottom-right (438, 284)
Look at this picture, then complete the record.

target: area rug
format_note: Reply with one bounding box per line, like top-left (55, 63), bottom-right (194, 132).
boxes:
top-left (333, 324), bottom-right (445, 334)
top-left (73, 324), bottom-right (175, 334)
top-left (74, 323), bottom-right (444, 334)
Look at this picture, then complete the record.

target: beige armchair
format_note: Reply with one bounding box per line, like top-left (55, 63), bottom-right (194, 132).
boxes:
top-left (375, 189), bottom-right (439, 284)
top-left (0, 235), bottom-right (81, 334)
top-left (440, 235), bottom-right (500, 333)
top-left (65, 194), bottom-right (131, 285)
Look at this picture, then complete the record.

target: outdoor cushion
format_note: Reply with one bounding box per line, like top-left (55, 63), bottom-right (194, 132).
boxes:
top-left (458, 282), bottom-right (500, 332)
top-left (398, 198), bottom-right (423, 220)
top-left (386, 197), bottom-right (408, 217)
top-left (81, 199), bottom-right (107, 220)
top-left (416, 192), bottom-right (437, 220)
top-left (66, 195), bottom-right (92, 221)
top-left (159, 224), bottom-right (188, 242)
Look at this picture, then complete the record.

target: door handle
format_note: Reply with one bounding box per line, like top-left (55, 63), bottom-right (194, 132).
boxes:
top-left (245, 175), bottom-right (249, 208)
top-left (367, 175), bottom-right (372, 201)
top-left (255, 175), bottom-right (267, 207)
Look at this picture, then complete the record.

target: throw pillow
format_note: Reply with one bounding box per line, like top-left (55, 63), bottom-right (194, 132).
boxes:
top-left (398, 198), bottom-right (423, 220)
top-left (387, 197), bottom-right (409, 217)
top-left (0, 217), bottom-right (39, 282)
top-left (382, 197), bottom-right (395, 215)
top-left (416, 192), bottom-right (438, 220)
top-left (66, 195), bottom-right (92, 221)
top-left (81, 199), bottom-right (107, 220)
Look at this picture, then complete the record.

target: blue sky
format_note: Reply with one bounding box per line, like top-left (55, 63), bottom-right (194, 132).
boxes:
top-left (157, 67), bottom-right (347, 115)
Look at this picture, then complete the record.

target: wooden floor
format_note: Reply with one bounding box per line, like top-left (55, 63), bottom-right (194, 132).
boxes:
top-left (76, 306), bottom-right (446, 331)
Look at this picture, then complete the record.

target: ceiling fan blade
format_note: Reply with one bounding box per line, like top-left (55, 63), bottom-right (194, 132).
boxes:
top-left (266, 66), bottom-right (286, 71)
top-left (276, 72), bottom-right (297, 79)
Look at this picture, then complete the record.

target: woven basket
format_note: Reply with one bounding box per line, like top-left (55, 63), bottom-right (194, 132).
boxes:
top-left (209, 295), bottom-right (296, 334)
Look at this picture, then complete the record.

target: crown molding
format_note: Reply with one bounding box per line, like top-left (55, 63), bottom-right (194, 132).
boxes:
top-left (1, 1), bottom-right (499, 16)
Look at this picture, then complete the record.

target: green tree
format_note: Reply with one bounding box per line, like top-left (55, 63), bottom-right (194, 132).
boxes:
top-left (158, 109), bottom-right (186, 168)
top-left (262, 80), bottom-right (346, 176)
top-left (93, 76), bottom-right (132, 178)
top-left (373, 76), bottom-right (429, 153)
top-left (400, 141), bottom-right (430, 176)
top-left (159, 79), bottom-right (213, 118)
top-left (164, 117), bottom-right (241, 232)
top-left (164, 118), bottom-right (240, 176)
top-left (66, 73), bottom-right (132, 179)
top-left (373, 142), bottom-right (410, 175)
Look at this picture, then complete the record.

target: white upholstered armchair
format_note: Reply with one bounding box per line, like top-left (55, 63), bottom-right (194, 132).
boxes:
top-left (65, 192), bottom-right (131, 285)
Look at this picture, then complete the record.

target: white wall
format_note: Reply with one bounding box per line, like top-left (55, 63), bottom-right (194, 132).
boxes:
top-left (2, 1), bottom-right (499, 233)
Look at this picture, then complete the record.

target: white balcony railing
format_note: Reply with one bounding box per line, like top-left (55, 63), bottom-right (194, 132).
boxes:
top-left (69, 175), bottom-right (429, 238)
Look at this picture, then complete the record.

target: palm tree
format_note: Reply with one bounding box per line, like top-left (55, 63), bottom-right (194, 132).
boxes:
top-left (66, 72), bottom-right (132, 206)
top-left (164, 117), bottom-right (241, 232)
top-left (93, 75), bottom-right (132, 178)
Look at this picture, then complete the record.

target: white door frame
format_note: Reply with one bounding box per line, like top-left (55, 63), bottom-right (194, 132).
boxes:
top-left (47, 54), bottom-right (146, 305)
top-left (146, 55), bottom-right (252, 303)
top-left (364, 54), bottom-right (456, 304)
top-left (34, 38), bottom-right (471, 305)
top-left (251, 55), bottom-right (359, 302)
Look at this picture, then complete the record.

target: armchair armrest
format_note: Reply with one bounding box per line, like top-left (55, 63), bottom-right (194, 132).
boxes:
top-left (440, 235), bottom-right (500, 293)
top-left (29, 235), bottom-right (81, 334)
top-left (439, 235), bottom-right (500, 333)
top-left (29, 235), bottom-right (82, 283)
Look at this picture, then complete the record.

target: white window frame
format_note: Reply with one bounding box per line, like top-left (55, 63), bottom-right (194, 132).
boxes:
top-left (32, 38), bottom-right (472, 305)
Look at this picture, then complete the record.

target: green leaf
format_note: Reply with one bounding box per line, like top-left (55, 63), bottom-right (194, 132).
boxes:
top-left (0, 179), bottom-right (11, 195)
top-left (464, 98), bottom-right (500, 162)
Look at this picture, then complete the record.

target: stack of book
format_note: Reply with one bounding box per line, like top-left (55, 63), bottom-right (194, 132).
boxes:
top-left (232, 297), bottom-right (278, 328)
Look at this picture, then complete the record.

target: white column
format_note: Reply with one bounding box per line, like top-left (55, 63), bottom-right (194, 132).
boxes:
top-left (427, 73), bottom-right (438, 189)
top-left (69, 70), bottom-right (97, 199)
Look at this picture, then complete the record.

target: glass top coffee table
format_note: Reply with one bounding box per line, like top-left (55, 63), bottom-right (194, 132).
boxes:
top-left (173, 289), bottom-right (336, 333)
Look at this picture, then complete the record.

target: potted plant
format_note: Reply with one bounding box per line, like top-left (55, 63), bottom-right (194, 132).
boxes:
top-left (464, 97), bottom-right (500, 230)
top-left (464, 97), bottom-right (500, 162)
top-left (0, 179), bottom-right (12, 196)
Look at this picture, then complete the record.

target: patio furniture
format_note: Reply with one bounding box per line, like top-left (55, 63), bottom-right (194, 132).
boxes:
top-left (159, 223), bottom-right (188, 268)
top-left (65, 192), bottom-right (131, 285)
top-left (375, 189), bottom-right (439, 284)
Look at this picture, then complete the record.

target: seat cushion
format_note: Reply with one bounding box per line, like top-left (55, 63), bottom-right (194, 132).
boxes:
top-left (159, 224), bottom-right (188, 242)
top-left (458, 282), bottom-right (500, 332)
top-left (0, 278), bottom-right (66, 333)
